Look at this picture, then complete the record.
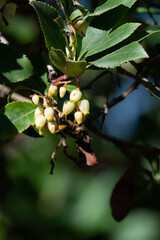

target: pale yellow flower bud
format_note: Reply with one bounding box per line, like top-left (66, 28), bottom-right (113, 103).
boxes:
top-left (48, 84), bottom-right (57, 97)
top-left (44, 107), bottom-right (54, 121)
top-left (74, 19), bottom-right (89, 35)
top-left (74, 111), bottom-right (83, 124)
top-left (71, 46), bottom-right (76, 58)
top-left (48, 121), bottom-right (56, 134)
top-left (70, 88), bottom-right (82, 102)
top-left (35, 115), bottom-right (46, 129)
top-left (65, 47), bottom-right (70, 59)
top-left (39, 127), bottom-right (45, 136)
top-left (62, 101), bottom-right (75, 115)
top-left (69, 33), bottom-right (76, 47)
top-left (77, 99), bottom-right (90, 116)
top-left (32, 94), bottom-right (39, 105)
top-left (59, 86), bottom-right (67, 98)
top-left (34, 106), bottom-right (44, 118)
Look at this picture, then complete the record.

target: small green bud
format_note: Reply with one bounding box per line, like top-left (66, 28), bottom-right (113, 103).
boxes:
top-left (77, 99), bottom-right (90, 116)
top-left (44, 107), bottom-right (54, 121)
top-left (62, 100), bottom-right (75, 115)
top-left (35, 115), bottom-right (46, 129)
top-left (34, 106), bottom-right (44, 118)
top-left (70, 88), bottom-right (82, 102)
top-left (59, 86), bottom-right (67, 98)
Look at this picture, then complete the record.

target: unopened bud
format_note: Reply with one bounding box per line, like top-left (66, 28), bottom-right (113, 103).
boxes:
top-left (62, 101), bottom-right (75, 115)
top-left (44, 107), bottom-right (54, 121)
top-left (48, 84), bottom-right (57, 97)
top-left (77, 99), bottom-right (90, 116)
top-left (59, 86), bottom-right (66, 98)
top-left (66, 47), bottom-right (70, 59)
top-left (34, 106), bottom-right (44, 118)
top-left (74, 20), bottom-right (88, 35)
top-left (48, 121), bottom-right (56, 134)
top-left (35, 115), bottom-right (46, 129)
top-left (70, 88), bottom-right (82, 102)
top-left (43, 98), bottom-right (48, 107)
top-left (69, 33), bottom-right (76, 47)
top-left (74, 20), bottom-right (83, 30)
top-left (32, 94), bottom-right (39, 105)
top-left (74, 111), bottom-right (83, 124)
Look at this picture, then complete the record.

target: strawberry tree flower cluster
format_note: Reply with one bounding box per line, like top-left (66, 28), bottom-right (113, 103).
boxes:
top-left (32, 85), bottom-right (90, 136)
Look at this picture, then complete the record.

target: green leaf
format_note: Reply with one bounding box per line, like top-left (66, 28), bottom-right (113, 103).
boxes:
top-left (0, 43), bottom-right (34, 83)
top-left (30, 1), bottom-right (65, 51)
top-left (0, 102), bottom-right (37, 139)
top-left (78, 26), bottom-right (109, 60)
top-left (141, 79), bottom-right (160, 100)
top-left (130, 26), bottom-right (160, 43)
top-left (90, 0), bottom-right (138, 31)
top-left (70, 9), bottom-right (82, 21)
top-left (50, 48), bottom-right (88, 77)
top-left (49, 48), bottom-right (66, 73)
top-left (84, 0), bottom-right (128, 19)
top-left (84, 23), bottom-right (140, 58)
top-left (91, 42), bottom-right (148, 69)
top-left (65, 84), bottom-right (76, 92)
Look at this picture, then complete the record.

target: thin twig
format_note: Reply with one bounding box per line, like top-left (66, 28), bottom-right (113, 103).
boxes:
top-left (108, 80), bottom-right (140, 109)
top-left (82, 70), bottom-right (111, 89)
top-left (86, 123), bottom-right (160, 156)
top-left (0, 84), bottom-right (31, 103)
top-left (50, 137), bottom-right (65, 174)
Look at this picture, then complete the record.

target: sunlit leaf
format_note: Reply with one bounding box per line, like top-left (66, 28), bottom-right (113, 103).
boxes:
top-left (0, 43), bottom-right (34, 83)
top-left (0, 102), bottom-right (37, 139)
top-left (83, 23), bottom-right (140, 58)
top-left (91, 42), bottom-right (148, 69)
top-left (84, 0), bottom-right (128, 19)
top-left (78, 26), bottom-right (109, 60)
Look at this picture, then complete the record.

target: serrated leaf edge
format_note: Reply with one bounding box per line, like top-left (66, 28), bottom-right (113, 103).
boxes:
top-left (30, 1), bottom-right (65, 51)
top-left (84, 0), bottom-right (128, 19)
top-left (91, 42), bottom-right (149, 69)
top-left (85, 22), bottom-right (141, 57)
